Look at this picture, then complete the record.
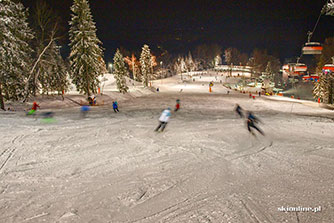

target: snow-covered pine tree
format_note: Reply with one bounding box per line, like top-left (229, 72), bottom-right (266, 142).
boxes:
top-left (48, 42), bottom-right (70, 95)
top-left (180, 57), bottom-right (187, 73)
top-left (314, 72), bottom-right (329, 103)
top-left (313, 72), bottom-right (334, 104)
top-left (69, 0), bottom-right (106, 97)
top-left (0, 0), bottom-right (34, 110)
top-left (185, 52), bottom-right (197, 72)
top-left (140, 44), bottom-right (153, 87)
top-left (113, 49), bottom-right (129, 93)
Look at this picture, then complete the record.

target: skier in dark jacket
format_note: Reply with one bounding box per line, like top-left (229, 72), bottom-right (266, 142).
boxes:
top-left (247, 111), bottom-right (264, 135)
top-left (113, 101), bottom-right (119, 113)
top-left (235, 104), bottom-right (244, 118)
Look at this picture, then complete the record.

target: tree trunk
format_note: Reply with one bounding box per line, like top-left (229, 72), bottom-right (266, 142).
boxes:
top-left (0, 82), bottom-right (5, 111)
top-left (86, 71), bottom-right (90, 98)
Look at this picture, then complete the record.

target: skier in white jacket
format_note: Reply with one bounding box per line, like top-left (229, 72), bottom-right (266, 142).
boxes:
top-left (155, 108), bottom-right (171, 132)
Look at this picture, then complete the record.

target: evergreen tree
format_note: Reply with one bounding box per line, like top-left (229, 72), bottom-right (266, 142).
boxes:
top-left (185, 52), bottom-right (197, 72)
top-left (180, 57), bottom-right (187, 73)
top-left (69, 0), bottom-right (106, 97)
top-left (45, 42), bottom-right (70, 95)
top-left (0, 0), bottom-right (34, 110)
top-left (113, 49), bottom-right (129, 93)
top-left (313, 72), bottom-right (334, 104)
top-left (140, 44), bottom-right (152, 87)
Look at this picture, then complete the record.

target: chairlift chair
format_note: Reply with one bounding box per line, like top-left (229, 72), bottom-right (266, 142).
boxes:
top-left (302, 42), bottom-right (323, 55)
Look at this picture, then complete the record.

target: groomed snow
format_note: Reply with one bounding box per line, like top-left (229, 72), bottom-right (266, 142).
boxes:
top-left (1, 74), bottom-right (334, 223)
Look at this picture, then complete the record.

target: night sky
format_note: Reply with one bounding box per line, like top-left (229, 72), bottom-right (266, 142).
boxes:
top-left (22, 0), bottom-right (334, 62)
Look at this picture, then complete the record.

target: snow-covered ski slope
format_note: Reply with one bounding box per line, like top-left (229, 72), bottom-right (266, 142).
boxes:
top-left (1, 74), bottom-right (334, 223)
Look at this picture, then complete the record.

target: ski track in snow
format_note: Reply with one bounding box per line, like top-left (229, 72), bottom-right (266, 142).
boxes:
top-left (0, 79), bottom-right (334, 222)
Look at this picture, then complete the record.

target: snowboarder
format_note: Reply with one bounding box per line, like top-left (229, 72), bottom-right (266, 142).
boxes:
top-left (113, 101), bottom-right (119, 113)
top-left (235, 104), bottom-right (244, 118)
top-left (246, 111), bottom-right (265, 136)
top-left (155, 108), bottom-right (171, 132)
top-left (175, 99), bottom-right (180, 112)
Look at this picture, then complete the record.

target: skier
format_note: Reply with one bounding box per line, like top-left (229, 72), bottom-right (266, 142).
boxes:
top-left (174, 99), bottom-right (180, 112)
top-left (234, 104), bottom-right (244, 118)
top-left (81, 105), bottom-right (90, 118)
top-left (113, 101), bottom-right (119, 113)
top-left (155, 108), bottom-right (171, 132)
top-left (246, 111), bottom-right (265, 136)
top-left (27, 101), bottom-right (40, 115)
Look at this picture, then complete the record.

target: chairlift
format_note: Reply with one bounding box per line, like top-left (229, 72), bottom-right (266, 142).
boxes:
top-left (322, 64), bottom-right (334, 73)
top-left (293, 63), bottom-right (307, 72)
top-left (302, 42), bottom-right (323, 55)
top-left (287, 63), bottom-right (307, 76)
top-left (302, 74), bottom-right (319, 82)
top-left (302, 31), bottom-right (322, 55)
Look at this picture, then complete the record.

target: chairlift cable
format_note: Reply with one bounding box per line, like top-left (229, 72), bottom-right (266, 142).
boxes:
top-left (299, 0), bottom-right (329, 61)
top-left (310, 0), bottom-right (329, 41)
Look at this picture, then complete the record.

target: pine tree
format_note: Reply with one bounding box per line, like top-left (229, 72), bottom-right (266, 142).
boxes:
top-left (180, 57), bottom-right (187, 73)
top-left (314, 72), bottom-right (334, 104)
top-left (48, 43), bottom-right (70, 95)
top-left (314, 73), bottom-right (329, 103)
top-left (0, 0), bottom-right (34, 110)
top-left (140, 44), bottom-right (152, 87)
top-left (69, 0), bottom-right (106, 97)
top-left (185, 52), bottom-right (197, 72)
top-left (113, 49), bottom-right (129, 93)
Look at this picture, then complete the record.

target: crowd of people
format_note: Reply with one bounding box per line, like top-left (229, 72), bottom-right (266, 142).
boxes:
top-left (24, 93), bottom-right (265, 137)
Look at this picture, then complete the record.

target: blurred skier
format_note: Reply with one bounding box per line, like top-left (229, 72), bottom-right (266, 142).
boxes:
top-left (27, 101), bottom-right (40, 115)
top-left (113, 101), bottom-right (119, 113)
top-left (234, 104), bottom-right (244, 118)
top-left (246, 111), bottom-right (265, 136)
top-left (81, 105), bottom-right (90, 118)
top-left (155, 108), bottom-right (171, 132)
top-left (174, 99), bottom-right (180, 112)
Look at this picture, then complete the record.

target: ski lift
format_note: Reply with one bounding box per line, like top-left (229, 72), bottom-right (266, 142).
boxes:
top-left (293, 63), bottom-right (307, 72)
top-left (302, 74), bottom-right (319, 82)
top-left (322, 64), bottom-right (334, 74)
top-left (287, 63), bottom-right (307, 76)
top-left (302, 42), bottom-right (323, 55)
top-left (302, 31), bottom-right (323, 55)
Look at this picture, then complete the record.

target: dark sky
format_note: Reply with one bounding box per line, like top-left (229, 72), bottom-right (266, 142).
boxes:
top-left (22, 0), bottom-right (334, 62)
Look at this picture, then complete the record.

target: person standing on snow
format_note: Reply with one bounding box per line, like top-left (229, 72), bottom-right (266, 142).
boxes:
top-left (246, 111), bottom-right (265, 136)
top-left (235, 104), bottom-right (244, 118)
top-left (174, 99), bottom-right (180, 112)
top-left (155, 108), bottom-right (171, 132)
top-left (113, 101), bottom-right (119, 113)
